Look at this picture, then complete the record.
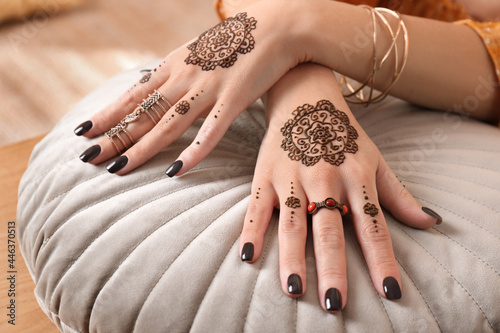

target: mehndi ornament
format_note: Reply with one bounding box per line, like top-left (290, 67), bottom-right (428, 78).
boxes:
top-left (185, 12), bottom-right (257, 71)
top-left (106, 90), bottom-right (172, 154)
top-left (281, 100), bottom-right (358, 167)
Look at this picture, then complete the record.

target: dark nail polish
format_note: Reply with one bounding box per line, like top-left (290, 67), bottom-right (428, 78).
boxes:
top-left (383, 277), bottom-right (402, 300)
top-left (325, 288), bottom-right (342, 312)
top-left (166, 160), bottom-right (183, 177)
top-left (74, 120), bottom-right (93, 136)
top-left (241, 242), bottom-right (254, 262)
top-left (106, 156), bottom-right (129, 174)
top-left (422, 207), bottom-right (443, 225)
top-left (287, 274), bottom-right (303, 295)
top-left (79, 145), bottom-right (101, 163)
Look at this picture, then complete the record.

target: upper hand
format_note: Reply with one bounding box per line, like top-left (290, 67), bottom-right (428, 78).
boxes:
top-left (75, 0), bottom-right (305, 176)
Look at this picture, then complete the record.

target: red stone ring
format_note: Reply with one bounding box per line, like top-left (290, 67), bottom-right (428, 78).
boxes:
top-left (307, 198), bottom-right (349, 216)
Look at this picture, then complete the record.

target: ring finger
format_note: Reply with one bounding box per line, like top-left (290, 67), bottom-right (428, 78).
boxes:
top-left (350, 182), bottom-right (402, 300)
top-left (278, 181), bottom-right (308, 297)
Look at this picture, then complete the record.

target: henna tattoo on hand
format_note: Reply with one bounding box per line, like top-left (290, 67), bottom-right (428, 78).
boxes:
top-left (281, 100), bottom-right (358, 167)
top-left (362, 186), bottom-right (379, 230)
top-left (176, 100), bottom-right (190, 114)
top-left (285, 196), bottom-right (301, 208)
top-left (185, 12), bottom-right (257, 71)
top-left (363, 203), bottom-right (379, 217)
top-left (140, 72), bottom-right (152, 84)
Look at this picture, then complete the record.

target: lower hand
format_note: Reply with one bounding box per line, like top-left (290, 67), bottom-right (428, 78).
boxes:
top-left (239, 63), bottom-right (442, 312)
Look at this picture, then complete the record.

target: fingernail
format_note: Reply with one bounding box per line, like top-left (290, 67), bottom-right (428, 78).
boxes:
top-left (79, 145), bottom-right (101, 163)
top-left (166, 160), bottom-right (183, 177)
top-left (106, 156), bottom-right (129, 174)
top-left (241, 242), bottom-right (254, 262)
top-left (74, 120), bottom-right (93, 136)
top-left (422, 207), bottom-right (443, 225)
top-left (383, 277), bottom-right (401, 300)
top-left (287, 274), bottom-right (303, 295)
top-left (325, 288), bottom-right (342, 312)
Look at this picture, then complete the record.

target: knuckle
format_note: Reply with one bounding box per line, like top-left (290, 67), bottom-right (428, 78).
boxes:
top-left (281, 253), bottom-right (304, 269)
top-left (372, 255), bottom-right (398, 270)
top-left (316, 225), bottom-right (344, 251)
top-left (198, 121), bottom-right (218, 142)
top-left (130, 140), bottom-right (147, 159)
top-left (308, 169), bottom-right (336, 187)
top-left (120, 90), bottom-right (138, 110)
top-left (361, 222), bottom-right (392, 246)
top-left (319, 266), bottom-right (346, 282)
top-left (281, 220), bottom-right (307, 238)
top-left (247, 199), bottom-right (267, 217)
top-left (344, 159), bottom-right (369, 178)
top-left (154, 118), bottom-right (171, 134)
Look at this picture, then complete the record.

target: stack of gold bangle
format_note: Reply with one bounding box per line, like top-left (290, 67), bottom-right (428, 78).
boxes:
top-left (341, 6), bottom-right (409, 105)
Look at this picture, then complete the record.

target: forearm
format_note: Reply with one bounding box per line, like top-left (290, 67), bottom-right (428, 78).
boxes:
top-left (226, 0), bottom-right (500, 122)
top-left (300, 0), bottom-right (499, 122)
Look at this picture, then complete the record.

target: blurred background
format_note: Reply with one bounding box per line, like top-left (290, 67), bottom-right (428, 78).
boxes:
top-left (0, 0), bottom-right (218, 147)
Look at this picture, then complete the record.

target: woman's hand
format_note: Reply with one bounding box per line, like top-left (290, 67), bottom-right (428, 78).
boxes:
top-left (239, 63), bottom-right (442, 312)
top-left (75, 0), bottom-right (305, 176)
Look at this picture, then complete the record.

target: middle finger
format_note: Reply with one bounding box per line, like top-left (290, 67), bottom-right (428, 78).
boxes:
top-left (308, 192), bottom-right (347, 312)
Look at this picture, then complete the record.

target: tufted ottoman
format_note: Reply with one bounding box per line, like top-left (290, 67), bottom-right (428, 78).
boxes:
top-left (17, 62), bottom-right (500, 332)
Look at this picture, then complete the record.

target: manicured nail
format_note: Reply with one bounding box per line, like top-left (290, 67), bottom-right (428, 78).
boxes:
top-left (166, 160), bottom-right (183, 177)
top-left (79, 145), bottom-right (101, 163)
top-left (74, 120), bottom-right (93, 136)
top-left (422, 207), bottom-right (443, 225)
top-left (106, 156), bottom-right (129, 174)
top-left (241, 242), bottom-right (254, 262)
top-left (383, 277), bottom-right (401, 300)
top-left (287, 274), bottom-right (303, 295)
top-left (325, 288), bottom-right (342, 312)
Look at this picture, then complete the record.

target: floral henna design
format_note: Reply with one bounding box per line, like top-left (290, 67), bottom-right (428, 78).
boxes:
top-left (175, 100), bottom-right (190, 114)
top-left (281, 100), bottom-right (359, 167)
top-left (185, 12), bottom-right (257, 71)
top-left (363, 203), bottom-right (379, 217)
top-left (285, 196), bottom-right (301, 208)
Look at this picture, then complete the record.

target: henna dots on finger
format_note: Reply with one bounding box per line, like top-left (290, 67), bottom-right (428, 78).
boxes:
top-left (185, 12), bottom-right (257, 71)
top-left (362, 186), bottom-right (380, 232)
top-left (281, 100), bottom-right (358, 167)
top-left (284, 182), bottom-right (299, 222)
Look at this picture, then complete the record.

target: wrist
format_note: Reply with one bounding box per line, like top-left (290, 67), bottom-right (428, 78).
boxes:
top-left (264, 63), bottom-right (352, 130)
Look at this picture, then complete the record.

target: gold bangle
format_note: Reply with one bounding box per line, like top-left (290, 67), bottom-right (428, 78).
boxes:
top-left (341, 6), bottom-right (409, 105)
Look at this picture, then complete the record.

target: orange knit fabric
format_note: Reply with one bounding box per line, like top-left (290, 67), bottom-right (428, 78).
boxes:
top-left (458, 20), bottom-right (500, 83)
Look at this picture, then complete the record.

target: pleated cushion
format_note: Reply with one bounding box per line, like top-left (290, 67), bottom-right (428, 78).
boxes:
top-left (17, 62), bottom-right (500, 332)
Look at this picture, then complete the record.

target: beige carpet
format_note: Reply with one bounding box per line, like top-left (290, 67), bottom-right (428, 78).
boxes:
top-left (0, 0), bottom-right (218, 147)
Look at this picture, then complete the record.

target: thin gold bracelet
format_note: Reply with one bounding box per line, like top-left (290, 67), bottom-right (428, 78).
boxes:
top-left (341, 6), bottom-right (409, 105)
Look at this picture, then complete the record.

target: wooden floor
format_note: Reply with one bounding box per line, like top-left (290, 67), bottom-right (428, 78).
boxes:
top-left (0, 1), bottom-right (217, 331)
top-left (0, 0), bottom-right (218, 147)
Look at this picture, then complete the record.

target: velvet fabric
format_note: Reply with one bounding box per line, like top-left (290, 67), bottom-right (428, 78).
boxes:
top-left (17, 61), bottom-right (500, 332)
